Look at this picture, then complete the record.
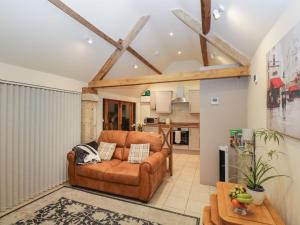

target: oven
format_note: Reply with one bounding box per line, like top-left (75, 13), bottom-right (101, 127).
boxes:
top-left (173, 128), bottom-right (189, 145)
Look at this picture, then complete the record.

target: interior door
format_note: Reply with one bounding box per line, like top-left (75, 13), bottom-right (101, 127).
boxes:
top-left (104, 100), bottom-right (119, 130)
top-left (121, 102), bottom-right (131, 131)
top-left (103, 99), bottom-right (135, 131)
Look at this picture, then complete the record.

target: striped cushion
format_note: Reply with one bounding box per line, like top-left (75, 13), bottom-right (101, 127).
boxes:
top-left (128, 144), bottom-right (150, 164)
top-left (98, 142), bottom-right (117, 161)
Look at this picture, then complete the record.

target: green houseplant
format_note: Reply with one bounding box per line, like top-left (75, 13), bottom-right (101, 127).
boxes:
top-left (237, 129), bottom-right (288, 205)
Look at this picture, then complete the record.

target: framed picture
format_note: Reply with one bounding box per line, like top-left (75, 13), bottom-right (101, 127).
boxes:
top-left (266, 22), bottom-right (300, 139)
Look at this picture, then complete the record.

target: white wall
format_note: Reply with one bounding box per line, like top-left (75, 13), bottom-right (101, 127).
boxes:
top-left (248, 1), bottom-right (300, 224)
top-left (96, 90), bottom-right (141, 135)
top-left (0, 62), bottom-right (86, 92)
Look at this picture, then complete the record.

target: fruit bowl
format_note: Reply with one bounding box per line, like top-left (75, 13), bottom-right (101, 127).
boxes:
top-left (229, 186), bottom-right (253, 216)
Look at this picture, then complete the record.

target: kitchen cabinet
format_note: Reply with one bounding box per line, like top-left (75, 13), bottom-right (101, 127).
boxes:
top-left (189, 90), bottom-right (200, 114)
top-left (155, 91), bottom-right (172, 113)
top-left (189, 128), bottom-right (200, 151)
top-left (150, 92), bottom-right (156, 110)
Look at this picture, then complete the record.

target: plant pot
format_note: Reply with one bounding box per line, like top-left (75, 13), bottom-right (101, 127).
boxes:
top-left (246, 186), bottom-right (265, 205)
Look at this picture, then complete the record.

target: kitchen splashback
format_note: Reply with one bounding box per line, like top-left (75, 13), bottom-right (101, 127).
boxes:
top-left (150, 103), bottom-right (199, 123)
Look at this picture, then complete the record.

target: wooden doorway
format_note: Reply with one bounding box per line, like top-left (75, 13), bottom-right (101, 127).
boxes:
top-left (103, 99), bottom-right (136, 131)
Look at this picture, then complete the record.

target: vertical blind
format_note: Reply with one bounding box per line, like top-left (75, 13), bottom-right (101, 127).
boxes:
top-left (0, 81), bottom-right (81, 211)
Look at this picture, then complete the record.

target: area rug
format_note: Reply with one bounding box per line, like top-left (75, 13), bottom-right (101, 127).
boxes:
top-left (0, 187), bottom-right (199, 225)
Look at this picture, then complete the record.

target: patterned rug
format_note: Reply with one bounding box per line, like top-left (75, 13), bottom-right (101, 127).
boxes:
top-left (0, 187), bottom-right (199, 225)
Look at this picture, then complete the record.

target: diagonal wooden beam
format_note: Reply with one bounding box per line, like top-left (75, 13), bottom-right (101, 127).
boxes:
top-left (92, 16), bottom-right (150, 81)
top-left (172, 9), bottom-right (250, 66)
top-left (127, 46), bottom-right (162, 74)
top-left (200, 0), bottom-right (211, 66)
top-left (48, 0), bottom-right (122, 49)
top-left (88, 66), bottom-right (249, 88)
top-left (48, 0), bottom-right (161, 75)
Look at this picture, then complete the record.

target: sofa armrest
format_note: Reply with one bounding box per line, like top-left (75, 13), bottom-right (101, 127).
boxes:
top-left (67, 151), bottom-right (76, 185)
top-left (141, 151), bottom-right (166, 174)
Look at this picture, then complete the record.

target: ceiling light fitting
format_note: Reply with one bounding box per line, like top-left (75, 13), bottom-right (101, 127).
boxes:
top-left (133, 64), bottom-right (139, 69)
top-left (169, 32), bottom-right (174, 37)
top-left (177, 51), bottom-right (182, 55)
top-left (213, 5), bottom-right (225, 20)
top-left (87, 37), bottom-right (93, 44)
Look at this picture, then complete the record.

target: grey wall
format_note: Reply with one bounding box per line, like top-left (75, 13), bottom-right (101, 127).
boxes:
top-left (200, 77), bottom-right (248, 186)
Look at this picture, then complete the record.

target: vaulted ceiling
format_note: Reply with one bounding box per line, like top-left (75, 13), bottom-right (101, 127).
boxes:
top-left (0, 0), bottom-right (288, 82)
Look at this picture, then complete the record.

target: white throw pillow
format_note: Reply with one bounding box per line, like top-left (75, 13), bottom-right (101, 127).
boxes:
top-left (128, 144), bottom-right (150, 164)
top-left (98, 142), bottom-right (116, 160)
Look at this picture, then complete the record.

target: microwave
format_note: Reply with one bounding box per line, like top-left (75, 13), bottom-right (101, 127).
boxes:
top-left (144, 117), bottom-right (159, 124)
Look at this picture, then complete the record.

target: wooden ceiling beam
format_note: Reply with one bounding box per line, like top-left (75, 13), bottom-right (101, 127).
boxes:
top-left (88, 66), bottom-right (249, 88)
top-left (48, 0), bottom-right (161, 75)
top-left (200, 0), bottom-right (211, 66)
top-left (92, 16), bottom-right (150, 81)
top-left (172, 9), bottom-right (250, 66)
top-left (127, 45), bottom-right (162, 74)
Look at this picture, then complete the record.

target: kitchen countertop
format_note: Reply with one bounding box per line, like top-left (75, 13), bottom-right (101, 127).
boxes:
top-left (144, 122), bottom-right (199, 128)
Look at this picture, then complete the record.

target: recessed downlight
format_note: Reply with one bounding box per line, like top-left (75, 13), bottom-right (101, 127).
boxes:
top-left (177, 51), bottom-right (182, 55)
top-left (87, 37), bottom-right (93, 44)
top-left (169, 32), bottom-right (174, 37)
top-left (133, 64), bottom-right (139, 69)
top-left (154, 50), bottom-right (160, 56)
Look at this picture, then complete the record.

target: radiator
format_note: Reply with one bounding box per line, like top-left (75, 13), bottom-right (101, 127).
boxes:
top-left (0, 81), bottom-right (81, 211)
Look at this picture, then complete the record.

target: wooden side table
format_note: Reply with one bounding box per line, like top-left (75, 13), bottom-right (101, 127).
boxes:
top-left (203, 182), bottom-right (285, 225)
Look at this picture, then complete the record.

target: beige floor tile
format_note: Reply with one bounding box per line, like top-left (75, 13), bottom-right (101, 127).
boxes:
top-left (163, 195), bottom-right (188, 211)
top-left (185, 199), bottom-right (208, 215)
top-left (162, 206), bottom-right (185, 214)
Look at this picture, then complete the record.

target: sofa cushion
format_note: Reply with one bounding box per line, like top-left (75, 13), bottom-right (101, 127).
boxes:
top-left (112, 147), bottom-right (123, 160)
top-left (125, 131), bottom-right (162, 152)
top-left (76, 159), bottom-right (121, 180)
top-left (98, 142), bottom-right (116, 160)
top-left (103, 161), bottom-right (140, 186)
top-left (98, 130), bottom-right (128, 147)
top-left (128, 144), bottom-right (150, 163)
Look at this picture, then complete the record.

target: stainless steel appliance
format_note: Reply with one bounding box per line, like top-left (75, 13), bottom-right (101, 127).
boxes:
top-left (173, 128), bottom-right (189, 145)
top-left (144, 116), bottom-right (159, 124)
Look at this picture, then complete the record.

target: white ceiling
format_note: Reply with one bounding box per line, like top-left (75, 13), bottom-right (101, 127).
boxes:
top-left (0, 0), bottom-right (288, 82)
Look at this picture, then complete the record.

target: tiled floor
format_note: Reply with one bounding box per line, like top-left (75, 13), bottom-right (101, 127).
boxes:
top-left (148, 152), bottom-right (216, 220)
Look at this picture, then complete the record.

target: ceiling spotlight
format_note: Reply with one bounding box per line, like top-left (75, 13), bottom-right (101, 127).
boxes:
top-left (210, 53), bottom-right (215, 59)
top-left (87, 37), bottom-right (93, 44)
top-left (133, 64), bottom-right (138, 69)
top-left (177, 51), bottom-right (182, 55)
top-left (169, 32), bottom-right (174, 37)
top-left (154, 50), bottom-right (160, 56)
top-left (213, 5), bottom-right (225, 20)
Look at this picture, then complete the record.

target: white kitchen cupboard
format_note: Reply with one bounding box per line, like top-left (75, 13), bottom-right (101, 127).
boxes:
top-left (189, 128), bottom-right (200, 151)
top-left (150, 92), bottom-right (156, 110)
top-left (189, 90), bottom-right (200, 113)
top-left (155, 91), bottom-right (172, 113)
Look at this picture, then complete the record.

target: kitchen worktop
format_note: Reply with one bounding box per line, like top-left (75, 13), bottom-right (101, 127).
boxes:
top-left (144, 122), bottom-right (199, 128)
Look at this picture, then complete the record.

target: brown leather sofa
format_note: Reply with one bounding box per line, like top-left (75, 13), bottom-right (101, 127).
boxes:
top-left (67, 130), bottom-right (167, 202)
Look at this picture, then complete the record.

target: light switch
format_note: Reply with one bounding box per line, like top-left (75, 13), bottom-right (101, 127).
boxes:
top-left (211, 97), bottom-right (219, 105)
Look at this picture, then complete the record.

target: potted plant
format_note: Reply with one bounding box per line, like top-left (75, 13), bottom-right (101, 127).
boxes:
top-left (236, 129), bottom-right (288, 205)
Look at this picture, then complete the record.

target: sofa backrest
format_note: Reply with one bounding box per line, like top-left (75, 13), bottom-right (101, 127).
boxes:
top-left (97, 130), bottom-right (162, 161)
top-left (123, 131), bottom-right (162, 161)
top-left (97, 130), bottom-right (128, 160)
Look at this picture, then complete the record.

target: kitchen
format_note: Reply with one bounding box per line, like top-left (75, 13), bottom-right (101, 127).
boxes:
top-left (140, 81), bottom-right (200, 153)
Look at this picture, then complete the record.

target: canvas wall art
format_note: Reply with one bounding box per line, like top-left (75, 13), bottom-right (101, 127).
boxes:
top-left (267, 21), bottom-right (300, 139)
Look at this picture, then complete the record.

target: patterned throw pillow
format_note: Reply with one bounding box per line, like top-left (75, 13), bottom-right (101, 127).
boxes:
top-left (128, 144), bottom-right (150, 164)
top-left (98, 142), bottom-right (117, 160)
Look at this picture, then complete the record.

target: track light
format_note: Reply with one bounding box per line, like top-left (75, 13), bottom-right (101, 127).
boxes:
top-left (213, 5), bottom-right (225, 20)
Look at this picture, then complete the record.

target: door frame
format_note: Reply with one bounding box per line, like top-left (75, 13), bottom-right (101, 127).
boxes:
top-left (103, 98), bottom-right (135, 131)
